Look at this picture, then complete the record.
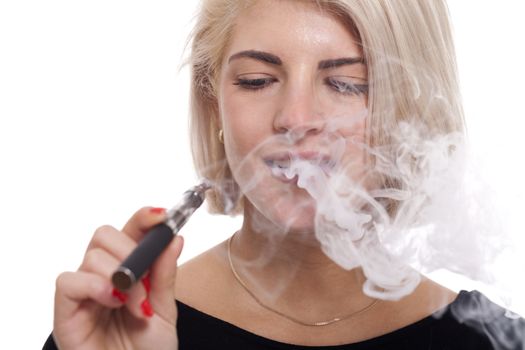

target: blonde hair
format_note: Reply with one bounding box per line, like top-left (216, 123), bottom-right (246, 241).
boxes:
top-left (188, 0), bottom-right (464, 214)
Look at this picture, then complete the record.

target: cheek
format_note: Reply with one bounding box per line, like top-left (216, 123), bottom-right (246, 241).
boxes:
top-left (333, 111), bottom-right (367, 151)
top-left (334, 115), bottom-right (369, 178)
top-left (220, 94), bottom-right (276, 159)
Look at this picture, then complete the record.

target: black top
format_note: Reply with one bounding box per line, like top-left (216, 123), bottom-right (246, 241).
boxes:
top-left (44, 290), bottom-right (525, 349)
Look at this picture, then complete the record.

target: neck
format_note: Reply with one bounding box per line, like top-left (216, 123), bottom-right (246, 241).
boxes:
top-left (230, 206), bottom-right (374, 320)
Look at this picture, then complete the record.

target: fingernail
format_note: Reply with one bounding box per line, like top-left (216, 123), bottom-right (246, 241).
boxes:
top-left (141, 273), bottom-right (151, 294)
top-left (149, 207), bottom-right (166, 215)
top-left (112, 288), bottom-right (128, 303)
top-left (141, 298), bottom-right (154, 317)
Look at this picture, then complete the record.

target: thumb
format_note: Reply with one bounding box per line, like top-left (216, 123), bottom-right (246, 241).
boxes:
top-left (148, 235), bottom-right (184, 323)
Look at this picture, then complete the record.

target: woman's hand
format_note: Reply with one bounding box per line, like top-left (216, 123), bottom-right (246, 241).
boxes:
top-left (52, 207), bottom-right (183, 350)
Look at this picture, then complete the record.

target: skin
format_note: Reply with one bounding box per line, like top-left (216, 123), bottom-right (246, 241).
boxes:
top-left (52, 0), bottom-right (457, 348)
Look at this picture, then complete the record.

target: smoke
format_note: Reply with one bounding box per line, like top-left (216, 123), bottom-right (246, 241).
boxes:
top-left (281, 119), bottom-right (505, 301)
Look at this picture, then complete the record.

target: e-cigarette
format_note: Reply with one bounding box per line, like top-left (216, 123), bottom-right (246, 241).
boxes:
top-left (111, 182), bottom-right (211, 291)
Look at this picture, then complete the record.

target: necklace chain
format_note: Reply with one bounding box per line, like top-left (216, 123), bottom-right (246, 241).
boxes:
top-left (227, 234), bottom-right (380, 327)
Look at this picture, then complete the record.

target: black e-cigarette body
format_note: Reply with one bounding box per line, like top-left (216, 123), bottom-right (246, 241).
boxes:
top-left (111, 183), bottom-right (210, 291)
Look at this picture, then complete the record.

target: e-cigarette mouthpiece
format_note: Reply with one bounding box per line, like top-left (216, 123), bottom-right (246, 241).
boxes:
top-left (111, 182), bottom-right (211, 291)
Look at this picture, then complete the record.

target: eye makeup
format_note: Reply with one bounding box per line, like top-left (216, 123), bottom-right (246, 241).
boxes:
top-left (233, 77), bottom-right (278, 90)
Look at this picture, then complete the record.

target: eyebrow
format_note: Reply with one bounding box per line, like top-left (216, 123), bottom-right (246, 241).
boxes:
top-left (318, 57), bottom-right (365, 70)
top-left (227, 50), bottom-right (365, 70)
top-left (228, 50), bottom-right (282, 65)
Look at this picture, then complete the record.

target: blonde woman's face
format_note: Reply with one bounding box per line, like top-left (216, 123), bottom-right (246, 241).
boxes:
top-left (218, 0), bottom-right (368, 234)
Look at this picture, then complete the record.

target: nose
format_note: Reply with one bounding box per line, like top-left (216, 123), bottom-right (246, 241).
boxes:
top-left (272, 83), bottom-right (324, 141)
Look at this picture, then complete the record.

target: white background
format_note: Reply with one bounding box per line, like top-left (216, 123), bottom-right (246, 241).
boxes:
top-left (0, 1), bottom-right (524, 348)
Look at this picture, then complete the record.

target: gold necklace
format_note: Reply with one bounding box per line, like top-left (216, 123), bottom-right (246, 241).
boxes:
top-left (227, 234), bottom-right (380, 327)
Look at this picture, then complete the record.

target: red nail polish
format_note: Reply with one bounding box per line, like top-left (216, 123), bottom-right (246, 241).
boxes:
top-left (112, 288), bottom-right (128, 303)
top-left (141, 273), bottom-right (151, 294)
top-left (149, 207), bottom-right (166, 215)
top-left (141, 299), bottom-right (154, 317)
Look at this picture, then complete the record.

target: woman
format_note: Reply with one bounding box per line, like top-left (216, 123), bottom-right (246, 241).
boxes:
top-left (45, 0), bottom-right (524, 349)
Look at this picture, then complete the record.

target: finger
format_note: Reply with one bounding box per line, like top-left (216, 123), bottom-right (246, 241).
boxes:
top-left (121, 206), bottom-right (167, 242)
top-left (148, 235), bottom-right (184, 323)
top-left (86, 225), bottom-right (138, 262)
top-left (141, 272), bottom-right (151, 294)
top-left (81, 247), bottom-right (121, 277)
top-left (54, 271), bottom-right (121, 324)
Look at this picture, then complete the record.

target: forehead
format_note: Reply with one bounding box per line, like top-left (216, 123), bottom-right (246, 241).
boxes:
top-left (226, 0), bottom-right (361, 61)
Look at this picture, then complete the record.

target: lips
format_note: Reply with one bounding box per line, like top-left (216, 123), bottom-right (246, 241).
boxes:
top-left (263, 151), bottom-right (336, 182)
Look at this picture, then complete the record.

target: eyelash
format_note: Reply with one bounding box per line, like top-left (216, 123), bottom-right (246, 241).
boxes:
top-left (232, 77), bottom-right (369, 96)
top-left (233, 78), bottom-right (278, 90)
top-left (325, 78), bottom-right (368, 96)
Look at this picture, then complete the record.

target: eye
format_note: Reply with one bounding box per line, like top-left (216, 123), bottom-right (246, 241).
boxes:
top-left (233, 77), bottom-right (278, 91)
top-left (325, 77), bottom-right (368, 96)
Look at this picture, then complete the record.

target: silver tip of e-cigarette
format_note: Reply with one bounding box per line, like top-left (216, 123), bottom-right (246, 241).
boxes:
top-left (112, 266), bottom-right (136, 292)
top-left (194, 181), bottom-right (212, 195)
